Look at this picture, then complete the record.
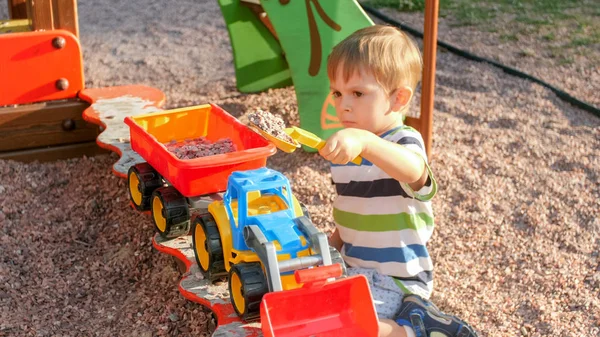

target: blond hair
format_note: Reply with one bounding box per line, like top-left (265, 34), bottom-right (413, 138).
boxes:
top-left (327, 25), bottom-right (423, 94)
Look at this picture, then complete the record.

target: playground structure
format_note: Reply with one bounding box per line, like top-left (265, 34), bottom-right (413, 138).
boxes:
top-left (0, 0), bottom-right (166, 163)
top-left (1, 0), bottom-right (439, 160)
top-left (1, 0), bottom-right (441, 335)
top-left (222, 0), bottom-right (439, 155)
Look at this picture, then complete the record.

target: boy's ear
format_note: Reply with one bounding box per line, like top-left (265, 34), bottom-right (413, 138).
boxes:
top-left (391, 87), bottom-right (413, 111)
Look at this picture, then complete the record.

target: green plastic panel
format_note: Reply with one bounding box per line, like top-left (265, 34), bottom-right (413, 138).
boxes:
top-left (260, 0), bottom-right (373, 148)
top-left (218, 0), bottom-right (293, 93)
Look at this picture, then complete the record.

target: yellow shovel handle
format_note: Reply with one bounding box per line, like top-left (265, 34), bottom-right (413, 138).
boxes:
top-left (315, 140), bottom-right (363, 165)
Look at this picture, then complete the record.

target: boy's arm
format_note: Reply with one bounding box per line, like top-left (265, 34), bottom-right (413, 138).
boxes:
top-left (328, 228), bottom-right (343, 251)
top-left (319, 127), bottom-right (435, 193)
top-left (361, 132), bottom-right (428, 191)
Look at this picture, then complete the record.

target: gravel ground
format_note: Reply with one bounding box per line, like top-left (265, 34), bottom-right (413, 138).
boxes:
top-left (374, 6), bottom-right (600, 109)
top-left (1, 1), bottom-right (599, 337)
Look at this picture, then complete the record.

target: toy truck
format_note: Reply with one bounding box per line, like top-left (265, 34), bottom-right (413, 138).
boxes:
top-left (124, 104), bottom-right (276, 238)
top-left (192, 167), bottom-right (346, 320)
top-left (125, 103), bottom-right (379, 334)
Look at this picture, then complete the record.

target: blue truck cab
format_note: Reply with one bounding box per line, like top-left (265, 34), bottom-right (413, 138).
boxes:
top-left (223, 168), bottom-right (310, 257)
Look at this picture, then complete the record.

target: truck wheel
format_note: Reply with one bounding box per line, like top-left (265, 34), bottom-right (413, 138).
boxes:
top-left (151, 186), bottom-right (190, 238)
top-left (300, 202), bottom-right (311, 221)
top-left (192, 214), bottom-right (226, 279)
top-left (329, 246), bottom-right (347, 277)
top-left (127, 163), bottom-right (162, 211)
top-left (229, 263), bottom-right (268, 321)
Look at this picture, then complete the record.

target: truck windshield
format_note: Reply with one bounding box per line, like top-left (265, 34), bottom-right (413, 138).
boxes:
top-left (246, 193), bottom-right (289, 217)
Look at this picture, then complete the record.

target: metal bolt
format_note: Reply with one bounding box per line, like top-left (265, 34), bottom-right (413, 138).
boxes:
top-left (62, 119), bottom-right (76, 131)
top-left (52, 37), bottom-right (66, 49)
top-left (56, 78), bottom-right (69, 91)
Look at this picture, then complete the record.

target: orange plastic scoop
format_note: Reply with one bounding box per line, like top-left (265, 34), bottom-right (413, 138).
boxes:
top-left (260, 264), bottom-right (378, 337)
top-left (250, 122), bottom-right (363, 165)
top-left (249, 123), bottom-right (300, 153)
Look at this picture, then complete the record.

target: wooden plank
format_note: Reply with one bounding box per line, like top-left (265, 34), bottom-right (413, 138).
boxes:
top-left (405, 116), bottom-right (419, 131)
top-left (27, 0), bottom-right (54, 32)
top-left (0, 141), bottom-right (108, 162)
top-left (7, 0), bottom-right (28, 19)
top-left (52, 0), bottom-right (79, 38)
top-left (0, 99), bottom-right (100, 152)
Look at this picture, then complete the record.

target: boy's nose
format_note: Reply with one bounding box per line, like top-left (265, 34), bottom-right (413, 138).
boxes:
top-left (340, 98), bottom-right (352, 112)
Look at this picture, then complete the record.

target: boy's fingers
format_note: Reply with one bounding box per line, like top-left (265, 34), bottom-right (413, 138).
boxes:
top-left (331, 151), bottom-right (350, 165)
top-left (319, 139), bottom-right (337, 157)
top-left (324, 145), bottom-right (344, 162)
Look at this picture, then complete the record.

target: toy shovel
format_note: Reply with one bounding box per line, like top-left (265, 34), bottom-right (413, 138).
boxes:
top-left (260, 264), bottom-right (379, 337)
top-left (251, 123), bottom-right (363, 165)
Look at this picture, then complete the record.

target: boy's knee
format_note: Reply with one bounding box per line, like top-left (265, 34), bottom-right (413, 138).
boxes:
top-left (379, 319), bottom-right (408, 337)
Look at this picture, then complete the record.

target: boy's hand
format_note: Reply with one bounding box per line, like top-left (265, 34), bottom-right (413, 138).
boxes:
top-left (319, 128), bottom-right (369, 165)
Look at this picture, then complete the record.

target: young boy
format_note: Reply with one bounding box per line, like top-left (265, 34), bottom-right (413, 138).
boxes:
top-left (320, 25), bottom-right (478, 337)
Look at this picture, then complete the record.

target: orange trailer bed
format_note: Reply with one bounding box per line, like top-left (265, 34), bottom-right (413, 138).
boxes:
top-left (125, 104), bottom-right (276, 197)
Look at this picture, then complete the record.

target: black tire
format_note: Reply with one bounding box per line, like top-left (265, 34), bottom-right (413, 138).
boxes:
top-left (228, 263), bottom-right (269, 321)
top-left (151, 186), bottom-right (189, 238)
top-left (127, 163), bottom-right (162, 211)
top-left (191, 213), bottom-right (226, 279)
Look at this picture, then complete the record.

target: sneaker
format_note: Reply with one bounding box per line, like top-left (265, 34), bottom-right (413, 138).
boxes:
top-left (395, 295), bottom-right (479, 337)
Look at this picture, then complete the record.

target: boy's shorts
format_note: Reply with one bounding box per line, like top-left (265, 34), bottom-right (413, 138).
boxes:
top-left (347, 267), bottom-right (405, 320)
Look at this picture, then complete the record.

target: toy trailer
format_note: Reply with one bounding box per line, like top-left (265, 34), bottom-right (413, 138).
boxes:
top-left (125, 104), bottom-right (276, 238)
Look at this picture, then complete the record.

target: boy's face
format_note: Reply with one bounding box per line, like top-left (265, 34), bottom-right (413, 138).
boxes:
top-left (329, 66), bottom-right (401, 135)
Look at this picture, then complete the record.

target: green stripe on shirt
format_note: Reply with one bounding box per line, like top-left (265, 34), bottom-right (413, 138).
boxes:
top-left (333, 208), bottom-right (434, 232)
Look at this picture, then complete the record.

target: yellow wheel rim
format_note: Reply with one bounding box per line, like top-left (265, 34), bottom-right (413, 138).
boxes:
top-left (152, 195), bottom-right (166, 233)
top-left (230, 271), bottom-right (245, 315)
top-left (128, 171), bottom-right (142, 206)
top-left (194, 223), bottom-right (210, 271)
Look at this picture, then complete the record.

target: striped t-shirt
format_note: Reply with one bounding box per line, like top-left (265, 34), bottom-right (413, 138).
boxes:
top-left (331, 125), bottom-right (438, 298)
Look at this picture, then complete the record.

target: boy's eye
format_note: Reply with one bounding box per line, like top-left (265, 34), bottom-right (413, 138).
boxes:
top-left (332, 91), bottom-right (341, 98)
top-left (353, 91), bottom-right (363, 97)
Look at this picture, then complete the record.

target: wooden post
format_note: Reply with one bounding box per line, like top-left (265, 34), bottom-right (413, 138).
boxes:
top-left (7, 0), bottom-right (28, 19)
top-left (26, 0), bottom-right (54, 31)
top-left (22, 0), bottom-right (79, 38)
top-left (420, 0), bottom-right (439, 156)
top-left (52, 0), bottom-right (79, 38)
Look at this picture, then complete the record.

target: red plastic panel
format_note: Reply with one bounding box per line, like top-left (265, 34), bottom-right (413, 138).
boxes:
top-left (261, 272), bottom-right (379, 337)
top-left (0, 29), bottom-right (84, 105)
